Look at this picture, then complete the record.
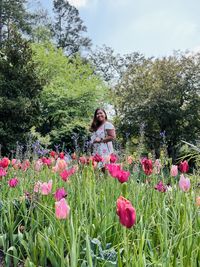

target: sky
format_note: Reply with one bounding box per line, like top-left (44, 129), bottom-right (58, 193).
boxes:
top-left (37, 0), bottom-right (200, 57)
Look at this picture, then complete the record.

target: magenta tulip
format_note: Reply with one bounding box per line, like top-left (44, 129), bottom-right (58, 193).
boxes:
top-left (116, 196), bottom-right (136, 228)
top-left (54, 188), bottom-right (67, 201)
top-left (8, 178), bottom-right (19, 187)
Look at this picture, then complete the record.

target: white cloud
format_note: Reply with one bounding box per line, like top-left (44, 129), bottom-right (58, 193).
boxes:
top-left (67, 0), bottom-right (89, 8)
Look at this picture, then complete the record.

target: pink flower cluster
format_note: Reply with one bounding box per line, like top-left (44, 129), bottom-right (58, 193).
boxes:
top-left (106, 164), bottom-right (130, 183)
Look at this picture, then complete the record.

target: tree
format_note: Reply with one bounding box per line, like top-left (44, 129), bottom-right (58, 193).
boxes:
top-left (32, 42), bottom-right (107, 151)
top-left (114, 51), bottom-right (200, 160)
top-left (53, 0), bottom-right (91, 56)
top-left (0, 0), bottom-right (30, 45)
top-left (0, 31), bottom-right (42, 154)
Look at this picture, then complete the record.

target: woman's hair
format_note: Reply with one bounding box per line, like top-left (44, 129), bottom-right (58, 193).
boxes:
top-left (90, 108), bottom-right (108, 132)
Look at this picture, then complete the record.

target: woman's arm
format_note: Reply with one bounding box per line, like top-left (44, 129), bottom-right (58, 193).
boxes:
top-left (102, 129), bottom-right (116, 143)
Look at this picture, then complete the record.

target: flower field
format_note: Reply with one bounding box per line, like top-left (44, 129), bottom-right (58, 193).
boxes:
top-left (0, 153), bottom-right (199, 267)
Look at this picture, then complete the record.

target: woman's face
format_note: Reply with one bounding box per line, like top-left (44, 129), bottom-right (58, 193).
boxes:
top-left (96, 110), bottom-right (106, 122)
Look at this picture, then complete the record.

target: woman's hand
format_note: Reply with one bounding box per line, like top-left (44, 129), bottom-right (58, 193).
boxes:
top-left (93, 137), bottom-right (102, 143)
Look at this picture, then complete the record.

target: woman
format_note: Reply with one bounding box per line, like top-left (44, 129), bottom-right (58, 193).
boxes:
top-left (90, 108), bottom-right (116, 159)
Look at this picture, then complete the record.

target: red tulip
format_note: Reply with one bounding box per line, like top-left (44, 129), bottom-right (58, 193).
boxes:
top-left (50, 151), bottom-right (57, 158)
top-left (0, 157), bottom-right (10, 169)
top-left (110, 153), bottom-right (118, 163)
top-left (117, 170), bottom-right (130, 183)
top-left (59, 152), bottom-right (65, 159)
top-left (179, 160), bottom-right (189, 173)
top-left (142, 158), bottom-right (153, 175)
top-left (116, 196), bottom-right (136, 228)
top-left (93, 153), bottom-right (104, 162)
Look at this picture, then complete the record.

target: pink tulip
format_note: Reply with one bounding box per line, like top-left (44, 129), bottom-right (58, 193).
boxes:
top-left (55, 198), bottom-right (70, 219)
top-left (41, 157), bottom-right (52, 167)
top-left (79, 156), bottom-right (87, 164)
top-left (0, 167), bottom-right (7, 177)
top-left (60, 167), bottom-right (76, 182)
top-left (154, 159), bottom-right (162, 174)
top-left (116, 196), bottom-right (136, 228)
top-left (54, 188), bottom-right (67, 201)
top-left (34, 181), bottom-right (42, 192)
top-left (52, 159), bottom-right (67, 173)
top-left (170, 165), bottom-right (178, 177)
top-left (179, 174), bottom-right (190, 192)
top-left (40, 180), bottom-right (53, 195)
top-left (21, 159), bottom-right (30, 171)
top-left (127, 156), bottom-right (133, 165)
top-left (8, 178), bottom-right (19, 187)
top-left (34, 159), bottom-right (43, 172)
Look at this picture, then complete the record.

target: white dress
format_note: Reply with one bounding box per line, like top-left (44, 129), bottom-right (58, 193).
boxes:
top-left (91, 121), bottom-right (114, 157)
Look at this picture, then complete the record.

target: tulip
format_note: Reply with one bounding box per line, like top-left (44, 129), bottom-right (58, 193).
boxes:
top-left (117, 170), bottom-right (130, 183)
top-left (79, 156), bottom-right (87, 164)
top-left (59, 152), bottom-right (65, 159)
top-left (170, 165), bottom-right (178, 177)
top-left (34, 181), bottom-right (42, 192)
top-left (40, 180), bottom-right (53, 195)
top-left (34, 159), bottom-right (43, 172)
top-left (60, 167), bottom-right (76, 181)
top-left (127, 156), bottom-right (133, 165)
top-left (93, 153), bottom-right (104, 162)
top-left (179, 174), bottom-right (190, 192)
top-left (21, 159), bottom-right (30, 171)
top-left (8, 178), bottom-right (19, 187)
top-left (154, 181), bottom-right (167, 192)
top-left (0, 157), bottom-right (10, 169)
top-left (52, 159), bottom-right (67, 173)
top-left (54, 188), bottom-right (67, 201)
top-left (50, 151), bottom-right (57, 158)
top-left (110, 153), bottom-right (118, 163)
top-left (179, 160), bottom-right (189, 173)
top-left (0, 167), bottom-right (7, 177)
top-left (116, 196), bottom-right (136, 228)
top-left (154, 159), bottom-right (162, 174)
top-left (196, 196), bottom-right (200, 206)
top-left (141, 158), bottom-right (153, 175)
top-left (41, 157), bottom-right (52, 167)
top-left (55, 198), bottom-right (70, 219)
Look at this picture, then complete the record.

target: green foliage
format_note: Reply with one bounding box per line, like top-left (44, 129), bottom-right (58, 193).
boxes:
top-left (0, 158), bottom-right (199, 266)
top-left (0, 32), bottom-right (42, 154)
top-left (114, 52), bottom-right (200, 160)
top-left (32, 42), bottom-right (108, 150)
top-left (0, 0), bottom-right (31, 44)
top-left (53, 0), bottom-right (91, 56)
